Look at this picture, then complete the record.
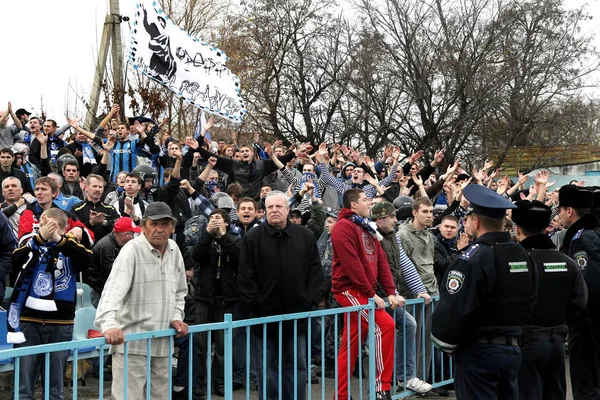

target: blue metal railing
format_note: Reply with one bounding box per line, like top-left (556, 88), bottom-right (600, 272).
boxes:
top-left (0, 297), bottom-right (453, 399)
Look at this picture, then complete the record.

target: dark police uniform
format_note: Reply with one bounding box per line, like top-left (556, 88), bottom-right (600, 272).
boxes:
top-left (559, 185), bottom-right (600, 399)
top-left (431, 185), bottom-right (539, 400)
top-left (513, 200), bottom-right (588, 400)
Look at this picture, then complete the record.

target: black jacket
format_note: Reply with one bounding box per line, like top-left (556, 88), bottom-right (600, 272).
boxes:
top-left (0, 213), bottom-right (16, 301)
top-left (72, 200), bottom-right (121, 243)
top-left (521, 234), bottom-right (588, 327)
top-left (156, 177), bottom-right (194, 250)
top-left (433, 236), bottom-right (460, 284)
top-left (191, 230), bottom-right (241, 304)
top-left (66, 140), bottom-right (102, 177)
top-left (196, 147), bottom-right (296, 200)
top-left (432, 231), bottom-right (538, 351)
top-left (561, 213), bottom-right (600, 324)
top-left (88, 233), bottom-right (122, 294)
top-left (238, 221), bottom-right (324, 332)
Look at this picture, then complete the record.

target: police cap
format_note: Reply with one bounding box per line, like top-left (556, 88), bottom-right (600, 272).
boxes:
top-left (558, 185), bottom-right (592, 209)
top-left (512, 200), bottom-right (551, 231)
top-left (463, 184), bottom-right (516, 219)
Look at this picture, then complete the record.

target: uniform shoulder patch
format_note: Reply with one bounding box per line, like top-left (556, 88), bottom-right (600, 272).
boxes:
top-left (543, 262), bottom-right (568, 273)
top-left (446, 270), bottom-right (465, 294)
top-left (508, 261), bottom-right (529, 273)
top-left (573, 228), bottom-right (585, 241)
top-left (458, 243), bottom-right (480, 261)
top-left (573, 251), bottom-right (588, 270)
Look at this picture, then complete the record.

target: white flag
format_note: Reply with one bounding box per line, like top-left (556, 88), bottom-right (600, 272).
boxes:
top-left (128, 0), bottom-right (246, 123)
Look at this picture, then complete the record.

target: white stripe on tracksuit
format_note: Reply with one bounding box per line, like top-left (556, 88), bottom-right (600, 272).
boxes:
top-left (342, 290), bottom-right (385, 392)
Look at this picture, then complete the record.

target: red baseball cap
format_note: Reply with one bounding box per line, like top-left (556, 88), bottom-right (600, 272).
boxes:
top-left (113, 217), bottom-right (142, 233)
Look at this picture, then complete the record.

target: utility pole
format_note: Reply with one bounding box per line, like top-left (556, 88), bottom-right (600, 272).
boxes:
top-left (84, 0), bottom-right (124, 130)
top-left (110, 0), bottom-right (125, 117)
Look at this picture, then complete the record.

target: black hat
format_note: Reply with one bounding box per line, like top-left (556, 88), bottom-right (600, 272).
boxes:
top-left (143, 201), bottom-right (176, 221)
top-left (512, 200), bottom-right (551, 231)
top-left (290, 208), bottom-right (302, 217)
top-left (456, 173), bottom-right (470, 183)
top-left (15, 108), bottom-right (31, 117)
top-left (558, 185), bottom-right (592, 209)
top-left (463, 184), bottom-right (516, 219)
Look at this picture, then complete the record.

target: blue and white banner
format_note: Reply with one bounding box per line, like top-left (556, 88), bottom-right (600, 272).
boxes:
top-left (128, 0), bottom-right (246, 123)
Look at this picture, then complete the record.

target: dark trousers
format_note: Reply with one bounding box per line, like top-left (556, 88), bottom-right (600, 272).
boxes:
top-left (232, 302), bottom-right (257, 384)
top-left (518, 336), bottom-right (567, 400)
top-left (454, 343), bottom-right (521, 400)
top-left (569, 320), bottom-right (600, 400)
top-left (195, 299), bottom-right (243, 389)
top-left (253, 330), bottom-right (307, 400)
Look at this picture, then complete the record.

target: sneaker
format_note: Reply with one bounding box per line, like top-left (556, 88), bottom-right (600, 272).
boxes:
top-left (406, 377), bottom-right (433, 394)
top-left (375, 391), bottom-right (392, 400)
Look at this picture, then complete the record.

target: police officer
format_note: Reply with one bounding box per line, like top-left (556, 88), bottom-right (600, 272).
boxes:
top-left (512, 200), bottom-right (588, 400)
top-left (431, 184), bottom-right (538, 400)
top-left (558, 185), bottom-right (600, 399)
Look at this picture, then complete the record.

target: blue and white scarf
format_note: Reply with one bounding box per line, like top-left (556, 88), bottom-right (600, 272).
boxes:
top-left (80, 141), bottom-right (97, 165)
top-left (348, 213), bottom-right (383, 241)
top-left (300, 172), bottom-right (319, 198)
top-left (7, 238), bottom-right (77, 344)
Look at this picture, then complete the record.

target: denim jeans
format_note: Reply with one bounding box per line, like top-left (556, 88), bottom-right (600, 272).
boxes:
top-left (254, 329), bottom-right (307, 400)
top-left (412, 292), bottom-right (437, 380)
top-left (15, 322), bottom-right (73, 400)
top-left (389, 307), bottom-right (417, 381)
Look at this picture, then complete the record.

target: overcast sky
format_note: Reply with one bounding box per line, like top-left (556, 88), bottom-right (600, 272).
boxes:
top-left (1, 0), bottom-right (599, 123)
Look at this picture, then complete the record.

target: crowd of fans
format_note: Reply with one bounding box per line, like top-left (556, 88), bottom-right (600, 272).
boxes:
top-left (0, 101), bottom-right (595, 400)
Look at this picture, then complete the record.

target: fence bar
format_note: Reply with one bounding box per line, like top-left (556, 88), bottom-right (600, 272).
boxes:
top-left (146, 339), bottom-right (152, 400)
top-left (123, 342), bottom-right (129, 400)
top-left (72, 349), bottom-right (79, 399)
top-left (307, 316), bottom-right (312, 400)
top-left (279, 321), bottom-right (283, 400)
top-left (44, 352), bottom-right (50, 400)
top-left (367, 298), bottom-right (376, 400)
top-left (224, 313), bottom-right (233, 400)
top-left (99, 343), bottom-right (105, 400)
top-left (246, 326), bottom-right (251, 400)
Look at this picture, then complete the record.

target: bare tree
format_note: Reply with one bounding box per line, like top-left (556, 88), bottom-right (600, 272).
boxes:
top-left (483, 0), bottom-right (600, 168)
top-left (222, 0), bottom-right (356, 145)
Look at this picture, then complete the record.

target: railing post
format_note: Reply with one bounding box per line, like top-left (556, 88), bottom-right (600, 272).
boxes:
top-left (368, 298), bottom-right (376, 399)
top-left (224, 313), bottom-right (233, 399)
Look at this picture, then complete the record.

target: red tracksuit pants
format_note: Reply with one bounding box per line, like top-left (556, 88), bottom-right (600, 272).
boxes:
top-left (334, 289), bottom-right (395, 399)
